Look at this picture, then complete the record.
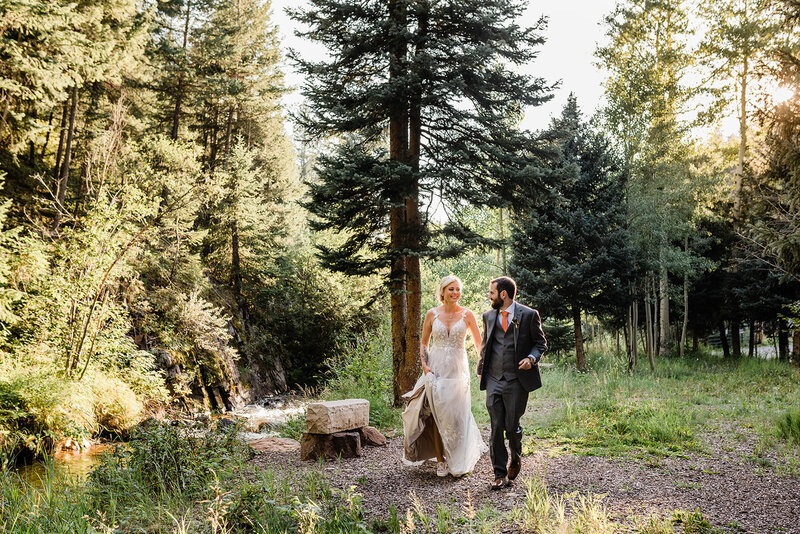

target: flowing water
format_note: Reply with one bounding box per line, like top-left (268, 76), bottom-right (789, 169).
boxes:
top-left (12, 444), bottom-right (112, 488)
top-left (10, 394), bottom-right (307, 488)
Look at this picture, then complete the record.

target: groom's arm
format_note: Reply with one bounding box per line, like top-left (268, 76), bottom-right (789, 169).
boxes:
top-left (527, 309), bottom-right (547, 364)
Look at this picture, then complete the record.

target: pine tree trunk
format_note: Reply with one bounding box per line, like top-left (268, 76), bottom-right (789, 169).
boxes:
top-left (390, 212), bottom-right (408, 406)
top-left (573, 305), bottom-right (586, 372)
top-left (389, 0), bottom-right (411, 406)
top-left (748, 318), bottom-right (755, 357)
top-left (719, 320), bottom-right (731, 359)
top-left (403, 47), bottom-right (424, 399)
top-left (791, 328), bottom-right (799, 365)
top-left (731, 318), bottom-right (742, 358)
top-left (171, 0), bottom-right (192, 140)
top-left (224, 106), bottom-right (234, 161)
top-left (28, 108), bottom-right (37, 164)
top-left (54, 100), bottom-right (69, 182)
top-left (41, 111), bottom-right (54, 159)
top-left (54, 85), bottom-right (79, 230)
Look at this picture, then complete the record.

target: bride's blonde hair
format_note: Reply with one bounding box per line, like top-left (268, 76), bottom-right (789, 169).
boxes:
top-left (437, 275), bottom-right (463, 303)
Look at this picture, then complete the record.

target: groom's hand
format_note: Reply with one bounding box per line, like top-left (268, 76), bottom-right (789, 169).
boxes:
top-left (518, 357), bottom-right (533, 370)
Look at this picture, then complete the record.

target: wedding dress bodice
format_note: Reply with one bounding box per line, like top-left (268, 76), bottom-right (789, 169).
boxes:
top-left (430, 311), bottom-right (467, 350)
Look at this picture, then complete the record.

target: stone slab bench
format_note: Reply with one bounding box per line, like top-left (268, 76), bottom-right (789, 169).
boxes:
top-left (300, 398), bottom-right (386, 461)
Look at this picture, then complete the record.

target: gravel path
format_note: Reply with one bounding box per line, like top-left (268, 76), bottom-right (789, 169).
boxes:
top-left (251, 428), bottom-right (800, 533)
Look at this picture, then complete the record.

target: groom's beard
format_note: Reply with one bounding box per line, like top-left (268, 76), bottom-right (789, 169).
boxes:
top-left (491, 298), bottom-right (503, 310)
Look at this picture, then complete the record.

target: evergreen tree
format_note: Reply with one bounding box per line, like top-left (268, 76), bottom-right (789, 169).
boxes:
top-left (510, 96), bottom-right (634, 372)
top-left (291, 0), bottom-right (553, 403)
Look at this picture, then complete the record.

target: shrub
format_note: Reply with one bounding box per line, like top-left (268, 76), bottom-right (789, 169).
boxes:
top-left (323, 318), bottom-right (401, 431)
top-left (88, 420), bottom-right (248, 502)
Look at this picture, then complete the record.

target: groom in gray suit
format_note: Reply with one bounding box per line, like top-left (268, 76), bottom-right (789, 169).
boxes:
top-left (477, 276), bottom-right (547, 490)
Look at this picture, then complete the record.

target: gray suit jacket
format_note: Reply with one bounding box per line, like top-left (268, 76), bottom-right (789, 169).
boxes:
top-left (477, 303), bottom-right (547, 392)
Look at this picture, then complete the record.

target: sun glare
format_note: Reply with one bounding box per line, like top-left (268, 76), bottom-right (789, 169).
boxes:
top-left (770, 84), bottom-right (795, 104)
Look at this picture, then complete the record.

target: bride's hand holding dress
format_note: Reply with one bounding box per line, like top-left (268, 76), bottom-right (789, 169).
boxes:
top-left (402, 277), bottom-right (488, 477)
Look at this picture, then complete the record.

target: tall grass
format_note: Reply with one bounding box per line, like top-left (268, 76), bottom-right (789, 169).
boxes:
top-left (1, 422), bottom-right (376, 533)
top-left (528, 350), bottom-right (800, 456)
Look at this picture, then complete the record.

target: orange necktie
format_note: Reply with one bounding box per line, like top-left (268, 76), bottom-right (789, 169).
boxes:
top-left (501, 311), bottom-right (509, 332)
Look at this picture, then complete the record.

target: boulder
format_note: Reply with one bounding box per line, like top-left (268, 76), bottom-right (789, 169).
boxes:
top-left (359, 425), bottom-right (387, 447)
top-left (306, 399), bottom-right (369, 434)
top-left (300, 431), bottom-right (362, 460)
top-left (249, 437), bottom-right (301, 454)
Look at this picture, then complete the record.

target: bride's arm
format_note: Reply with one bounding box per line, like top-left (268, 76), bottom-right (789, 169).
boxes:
top-left (465, 310), bottom-right (483, 355)
top-left (420, 309), bottom-right (434, 374)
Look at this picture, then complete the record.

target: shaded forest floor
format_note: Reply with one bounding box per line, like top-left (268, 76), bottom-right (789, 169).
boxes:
top-left (253, 424), bottom-right (800, 533)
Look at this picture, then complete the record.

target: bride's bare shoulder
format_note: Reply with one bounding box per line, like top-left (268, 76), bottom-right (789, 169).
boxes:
top-left (425, 307), bottom-right (441, 317)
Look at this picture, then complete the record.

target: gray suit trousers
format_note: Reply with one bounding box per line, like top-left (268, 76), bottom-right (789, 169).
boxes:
top-left (485, 375), bottom-right (529, 478)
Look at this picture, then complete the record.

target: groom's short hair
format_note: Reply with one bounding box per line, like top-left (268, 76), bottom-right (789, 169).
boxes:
top-left (492, 276), bottom-right (516, 301)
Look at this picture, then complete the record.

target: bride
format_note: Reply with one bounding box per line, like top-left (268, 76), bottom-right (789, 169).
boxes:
top-left (402, 275), bottom-right (487, 477)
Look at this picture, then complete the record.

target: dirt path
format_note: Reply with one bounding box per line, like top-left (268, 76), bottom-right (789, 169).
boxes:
top-left (251, 429), bottom-right (800, 533)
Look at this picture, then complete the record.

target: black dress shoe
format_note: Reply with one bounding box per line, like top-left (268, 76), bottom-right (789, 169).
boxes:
top-left (508, 458), bottom-right (521, 480)
top-left (490, 477), bottom-right (508, 490)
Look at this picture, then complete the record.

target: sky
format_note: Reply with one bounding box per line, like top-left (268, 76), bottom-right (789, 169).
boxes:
top-left (270, 0), bottom-right (620, 136)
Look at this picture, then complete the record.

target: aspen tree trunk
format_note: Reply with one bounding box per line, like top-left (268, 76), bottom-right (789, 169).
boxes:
top-left (680, 236), bottom-right (688, 357)
top-left (573, 305), bottom-right (586, 372)
top-left (644, 293), bottom-right (653, 368)
top-left (778, 318), bottom-right (789, 361)
top-left (632, 300), bottom-right (638, 367)
top-left (734, 57), bottom-right (748, 218)
top-left (499, 208), bottom-right (507, 274)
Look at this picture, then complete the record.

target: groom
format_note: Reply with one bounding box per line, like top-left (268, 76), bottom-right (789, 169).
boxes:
top-left (477, 276), bottom-right (547, 490)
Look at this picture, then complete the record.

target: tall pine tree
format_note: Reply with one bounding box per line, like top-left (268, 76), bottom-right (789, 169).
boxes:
top-left (291, 0), bottom-right (553, 403)
top-left (510, 96), bottom-right (633, 372)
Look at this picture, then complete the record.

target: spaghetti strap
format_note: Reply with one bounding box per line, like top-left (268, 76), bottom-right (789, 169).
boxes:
top-left (432, 308), bottom-right (440, 319)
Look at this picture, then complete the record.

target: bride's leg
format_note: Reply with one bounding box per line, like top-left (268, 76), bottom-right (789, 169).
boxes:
top-left (430, 417), bottom-right (445, 462)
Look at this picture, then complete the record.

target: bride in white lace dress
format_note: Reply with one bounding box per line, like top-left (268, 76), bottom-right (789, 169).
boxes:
top-left (402, 275), bottom-right (488, 477)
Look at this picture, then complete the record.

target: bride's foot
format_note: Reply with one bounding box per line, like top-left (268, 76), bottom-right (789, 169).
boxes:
top-left (436, 461), bottom-right (448, 477)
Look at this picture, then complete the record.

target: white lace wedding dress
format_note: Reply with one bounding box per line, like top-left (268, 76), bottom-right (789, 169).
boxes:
top-left (402, 309), bottom-right (487, 476)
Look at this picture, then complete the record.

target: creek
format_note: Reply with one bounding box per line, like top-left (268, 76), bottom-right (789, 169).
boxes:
top-left (10, 394), bottom-right (307, 488)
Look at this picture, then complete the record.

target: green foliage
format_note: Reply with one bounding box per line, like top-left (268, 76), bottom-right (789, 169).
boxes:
top-left (776, 409), bottom-right (800, 446)
top-left (542, 319), bottom-right (574, 357)
top-left (671, 509), bottom-right (721, 534)
top-left (274, 414), bottom-right (306, 442)
top-left (88, 421), bottom-right (248, 503)
top-left (323, 318), bottom-right (401, 431)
